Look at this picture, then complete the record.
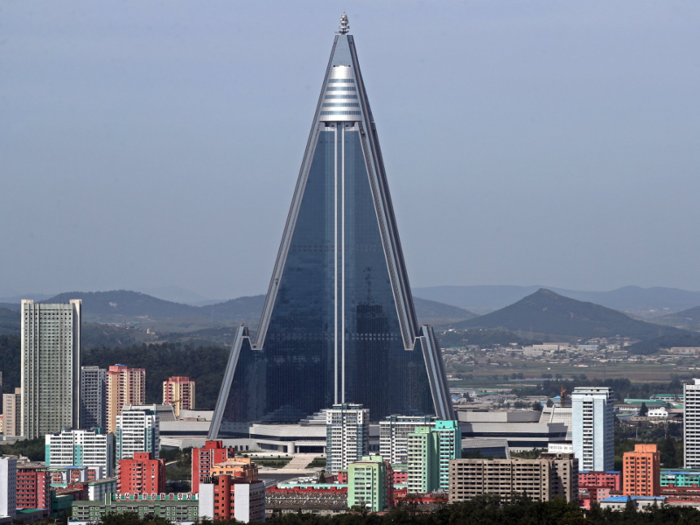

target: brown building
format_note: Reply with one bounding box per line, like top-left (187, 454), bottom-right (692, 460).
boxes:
top-left (623, 444), bottom-right (661, 497)
top-left (106, 365), bottom-right (145, 433)
top-left (449, 453), bottom-right (578, 503)
top-left (162, 376), bottom-right (195, 418)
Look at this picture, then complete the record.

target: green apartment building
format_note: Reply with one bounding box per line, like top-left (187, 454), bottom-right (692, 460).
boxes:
top-left (407, 427), bottom-right (439, 494)
top-left (434, 420), bottom-right (461, 491)
top-left (406, 420), bottom-right (461, 494)
top-left (347, 456), bottom-right (388, 512)
top-left (660, 469), bottom-right (700, 487)
top-left (71, 493), bottom-right (199, 523)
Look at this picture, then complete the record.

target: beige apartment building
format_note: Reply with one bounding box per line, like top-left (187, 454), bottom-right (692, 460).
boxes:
top-left (106, 365), bottom-right (145, 433)
top-left (449, 453), bottom-right (578, 503)
top-left (162, 376), bottom-right (195, 418)
top-left (2, 388), bottom-right (22, 437)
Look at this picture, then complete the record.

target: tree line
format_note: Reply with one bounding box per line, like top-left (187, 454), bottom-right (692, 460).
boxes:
top-left (54, 496), bottom-right (700, 525)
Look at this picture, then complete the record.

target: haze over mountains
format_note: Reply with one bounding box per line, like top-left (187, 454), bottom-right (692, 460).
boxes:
top-left (414, 285), bottom-right (700, 317)
top-left (1, 286), bottom-right (698, 352)
top-left (0, 290), bottom-right (476, 334)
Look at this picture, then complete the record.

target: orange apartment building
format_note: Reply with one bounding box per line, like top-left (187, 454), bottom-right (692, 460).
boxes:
top-left (117, 452), bottom-right (166, 494)
top-left (623, 444), bottom-right (661, 497)
top-left (210, 458), bottom-right (259, 482)
top-left (162, 376), bottom-right (195, 418)
top-left (106, 365), bottom-right (146, 433)
top-left (191, 440), bottom-right (236, 494)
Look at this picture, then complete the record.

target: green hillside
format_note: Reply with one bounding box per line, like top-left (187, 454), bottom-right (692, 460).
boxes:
top-left (451, 289), bottom-right (688, 340)
top-left (652, 305), bottom-right (700, 329)
top-left (47, 290), bottom-right (207, 323)
top-left (627, 333), bottom-right (700, 355)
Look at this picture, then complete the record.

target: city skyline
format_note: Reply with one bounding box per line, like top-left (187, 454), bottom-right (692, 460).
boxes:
top-left (2, 2), bottom-right (700, 300)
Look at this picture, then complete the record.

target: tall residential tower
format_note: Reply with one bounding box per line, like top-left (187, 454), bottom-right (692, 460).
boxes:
top-left (572, 386), bottom-right (615, 472)
top-left (684, 379), bottom-right (700, 468)
top-left (21, 299), bottom-right (81, 439)
top-left (209, 13), bottom-right (452, 437)
top-left (325, 403), bottom-right (369, 475)
top-left (106, 364), bottom-right (146, 433)
top-left (80, 366), bottom-right (107, 430)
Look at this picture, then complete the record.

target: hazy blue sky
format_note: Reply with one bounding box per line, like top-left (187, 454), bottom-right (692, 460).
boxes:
top-left (2, 1), bottom-right (700, 300)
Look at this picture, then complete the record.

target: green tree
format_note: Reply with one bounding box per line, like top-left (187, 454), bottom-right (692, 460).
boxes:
top-left (639, 402), bottom-right (649, 417)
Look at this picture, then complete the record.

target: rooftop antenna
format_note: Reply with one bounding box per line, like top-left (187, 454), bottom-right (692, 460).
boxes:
top-left (337, 11), bottom-right (350, 35)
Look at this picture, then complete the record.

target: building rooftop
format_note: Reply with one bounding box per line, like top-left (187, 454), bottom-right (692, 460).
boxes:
top-left (602, 496), bottom-right (665, 502)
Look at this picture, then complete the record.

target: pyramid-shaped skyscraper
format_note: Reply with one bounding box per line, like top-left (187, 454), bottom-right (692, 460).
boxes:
top-left (209, 14), bottom-right (453, 437)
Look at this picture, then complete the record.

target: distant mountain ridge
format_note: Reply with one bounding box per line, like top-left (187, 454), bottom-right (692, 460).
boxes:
top-left (414, 285), bottom-right (700, 317)
top-left (449, 289), bottom-right (688, 340)
top-left (0, 290), bottom-right (475, 334)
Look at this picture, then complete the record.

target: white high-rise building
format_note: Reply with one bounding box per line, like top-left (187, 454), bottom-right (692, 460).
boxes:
top-left (0, 457), bottom-right (17, 518)
top-left (379, 415), bottom-right (434, 465)
top-left (572, 386), bottom-right (614, 472)
top-left (115, 405), bottom-right (160, 461)
top-left (80, 366), bottom-right (106, 430)
top-left (325, 403), bottom-right (369, 475)
top-left (684, 379), bottom-right (700, 468)
top-left (45, 428), bottom-right (114, 477)
top-left (21, 299), bottom-right (81, 439)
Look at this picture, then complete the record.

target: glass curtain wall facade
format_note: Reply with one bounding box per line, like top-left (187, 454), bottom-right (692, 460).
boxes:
top-left (210, 18), bottom-right (452, 435)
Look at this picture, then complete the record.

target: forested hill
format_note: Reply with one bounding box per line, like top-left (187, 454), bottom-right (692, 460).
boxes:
top-left (653, 305), bottom-right (700, 329)
top-left (46, 290), bottom-right (206, 323)
top-left (0, 307), bottom-right (19, 333)
top-left (37, 290), bottom-right (475, 329)
top-left (450, 289), bottom-right (688, 340)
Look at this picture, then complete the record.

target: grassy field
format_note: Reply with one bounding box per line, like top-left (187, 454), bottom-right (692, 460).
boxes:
top-left (450, 358), bottom-right (681, 389)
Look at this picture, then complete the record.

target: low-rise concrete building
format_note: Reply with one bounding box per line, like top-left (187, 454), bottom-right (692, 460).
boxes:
top-left (70, 493), bottom-right (198, 524)
top-left (456, 410), bottom-right (569, 450)
top-left (599, 495), bottom-right (666, 511)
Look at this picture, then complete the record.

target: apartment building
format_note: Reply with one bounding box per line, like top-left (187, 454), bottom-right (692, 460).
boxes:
top-left (162, 376), bottom-right (195, 418)
top-left (572, 387), bottom-right (615, 472)
top-left (379, 415), bottom-right (434, 465)
top-left (106, 365), bottom-right (146, 433)
top-left (118, 452), bottom-right (166, 494)
top-left (199, 476), bottom-right (266, 523)
top-left (115, 405), bottom-right (159, 461)
top-left (448, 453), bottom-right (578, 503)
top-left (623, 444), bottom-right (661, 497)
top-left (80, 366), bottom-right (107, 430)
top-left (0, 457), bottom-right (17, 518)
top-left (407, 426), bottom-right (438, 494)
top-left (347, 455), bottom-right (390, 512)
top-left (2, 388), bottom-right (22, 437)
top-left (21, 299), bottom-right (81, 438)
top-left (684, 379), bottom-right (700, 468)
top-left (16, 463), bottom-right (51, 510)
top-left (192, 440), bottom-right (236, 494)
top-left (325, 404), bottom-right (369, 475)
top-left (45, 428), bottom-right (114, 477)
